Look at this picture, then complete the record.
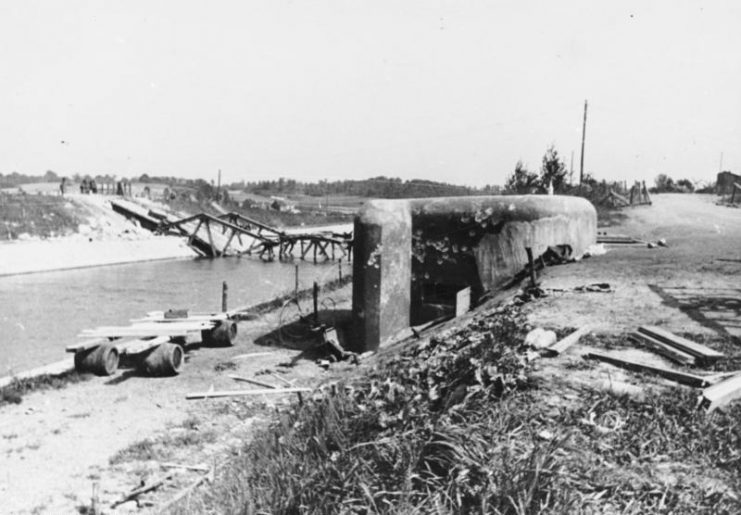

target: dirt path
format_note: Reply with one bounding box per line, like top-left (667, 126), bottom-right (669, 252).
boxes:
top-left (0, 285), bottom-right (352, 514)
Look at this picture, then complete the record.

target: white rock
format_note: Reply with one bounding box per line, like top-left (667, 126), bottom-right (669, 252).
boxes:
top-left (525, 328), bottom-right (557, 349)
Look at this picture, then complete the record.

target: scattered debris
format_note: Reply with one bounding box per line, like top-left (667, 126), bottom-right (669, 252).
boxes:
top-left (111, 472), bottom-right (174, 509)
top-left (546, 283), bottom-right (612, 294)
top-left (583, 351), bottom-right (715, 388)
top-left (155, 467), bottom-right (214, 514)
top-left (575, 283), bottom-right (612, 293)
top-left (321, 327), bottom-right (357, 363)
top-left (543, 326), bottom-right (592, 357)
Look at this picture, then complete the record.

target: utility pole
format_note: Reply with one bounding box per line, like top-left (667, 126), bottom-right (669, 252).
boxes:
top-left (579, 100), bottom-right (588, 187)
top-left (217, 169), bottom-right (221, 199)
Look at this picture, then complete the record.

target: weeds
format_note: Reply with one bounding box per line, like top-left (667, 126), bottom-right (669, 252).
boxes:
top-left (0, 371), bottom-right (90, 407)
top-left (180, 301), bottom-right (741, 514)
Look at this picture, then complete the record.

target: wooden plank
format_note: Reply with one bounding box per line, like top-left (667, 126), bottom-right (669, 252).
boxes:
top-left (66, 337), bottom-right (112, 353)
top-left (638, 326), bottom-right (724, 363)
top-left (79, 325), bottom-right (208, 338)
top-left (130, 313), bottom-right (228, 324)
top-left (83, 320), bottom-right (214, 333)
top-left (628, 331), bottom-right (696, 366)
top-left (584, 351), bottom-right (712, 387)
top-left (544, 326), bottom-right (591, 357)
top-left (186, 387), bottom-right (311, 400)
top-left (231, 352), bottom-right (275, 360)
top-left (116, 336), bottom-right (171, 355)
top-left (701, 373), bottom-right (741, 412)
top-left (228, 375), bottom-right (277, 389)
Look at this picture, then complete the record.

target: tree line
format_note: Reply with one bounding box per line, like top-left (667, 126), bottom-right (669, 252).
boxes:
top-left (238, 177), bottom-right (500, 198)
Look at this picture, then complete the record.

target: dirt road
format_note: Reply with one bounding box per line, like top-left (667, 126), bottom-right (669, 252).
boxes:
top-left (528, 193), bottom-right (741, 340)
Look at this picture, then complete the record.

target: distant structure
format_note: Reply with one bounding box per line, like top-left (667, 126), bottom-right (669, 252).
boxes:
top-left (717, 171), bottom-right (741, 195)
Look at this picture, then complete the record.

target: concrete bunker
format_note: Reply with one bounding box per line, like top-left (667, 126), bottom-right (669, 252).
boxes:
top-left (351, 195), bottom-right (597, 352)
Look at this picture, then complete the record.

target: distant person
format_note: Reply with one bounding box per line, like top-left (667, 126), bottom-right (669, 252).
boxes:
top-left (89, 179), bottom-right (97, 194)
top-left (59, 177), bottom-right (66, 196)
top-left (116, 181), bottom-right (124, 196)
top-left (80, 178), bottom-right (88, 194)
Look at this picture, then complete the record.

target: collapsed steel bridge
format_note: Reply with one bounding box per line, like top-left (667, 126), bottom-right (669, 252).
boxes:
top-left (159, 212), bottom-right (352, 262)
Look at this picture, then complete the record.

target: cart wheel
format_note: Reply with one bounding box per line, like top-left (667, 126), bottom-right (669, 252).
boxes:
top-left (139, 343), bottom-right (184, 376)
top-left (202, 320), bottom-right (237, 347)
top-left (74, 343), bottom-right (119, 376)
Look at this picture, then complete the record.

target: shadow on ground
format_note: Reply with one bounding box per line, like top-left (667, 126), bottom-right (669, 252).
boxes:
top-left (254, 308), bottom-right (353, 366)
top-left (648, 284), bottom-right (741, 342)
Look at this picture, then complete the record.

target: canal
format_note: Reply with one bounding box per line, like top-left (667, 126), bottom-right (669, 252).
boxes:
top-left (0, 257), bottom-right (340, 374)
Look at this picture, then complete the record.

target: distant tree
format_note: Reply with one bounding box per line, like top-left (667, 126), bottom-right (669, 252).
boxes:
top-left (676, 178), bottom-right (695, 192)
top-left (504, 161), bottom-right (539, 194)
top-left (654, 174), bottom-right (676, 192)
top-left (539, 145), bottom-right (568, 193)
top-left (43, 170), bottom-right (59, 182)
top-left (139, 173), bottom-right (151, 183)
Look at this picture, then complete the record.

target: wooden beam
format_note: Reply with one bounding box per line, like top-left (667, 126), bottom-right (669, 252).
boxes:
top-left (186, 387), bottom-right (311, 400)
top-left (628, 331), bottom-right (696, 366)
top-left (66, 337), bottom-right (115, 353)
top-left (584, 351), bottom-right (712, 387)
top-left (116, 335), bottom-right (171, 355)
top-left (701, 373), bottom-right (741, 412)
top-left (543, 326), bottom-right (591, 357)
top-left (228, 375), bottom-right (277, 389)
top-left (637, 326), bottom-right (724, 364)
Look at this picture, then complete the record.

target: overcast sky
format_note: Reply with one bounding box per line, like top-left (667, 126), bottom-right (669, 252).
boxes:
top-left (0, 1), bottom-right (739, 187)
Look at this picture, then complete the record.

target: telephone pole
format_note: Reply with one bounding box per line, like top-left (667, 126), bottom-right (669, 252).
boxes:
top-left (579, 100), bottom-right (588, 187)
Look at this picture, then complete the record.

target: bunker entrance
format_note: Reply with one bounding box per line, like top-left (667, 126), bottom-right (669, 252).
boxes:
top-left (413, 282), bottom-right (464, 324)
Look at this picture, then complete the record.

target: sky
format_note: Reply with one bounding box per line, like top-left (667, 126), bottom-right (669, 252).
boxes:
top-left (0, 0), bottom-right (739, 188)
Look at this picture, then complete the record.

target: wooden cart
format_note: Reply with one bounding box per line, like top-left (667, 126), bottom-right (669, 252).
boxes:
top-left (66, 311), bottom-right (238, 377)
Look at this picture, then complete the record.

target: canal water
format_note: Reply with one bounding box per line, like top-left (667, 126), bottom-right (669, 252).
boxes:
top-left (0, 257), bottom-right (341, 375)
